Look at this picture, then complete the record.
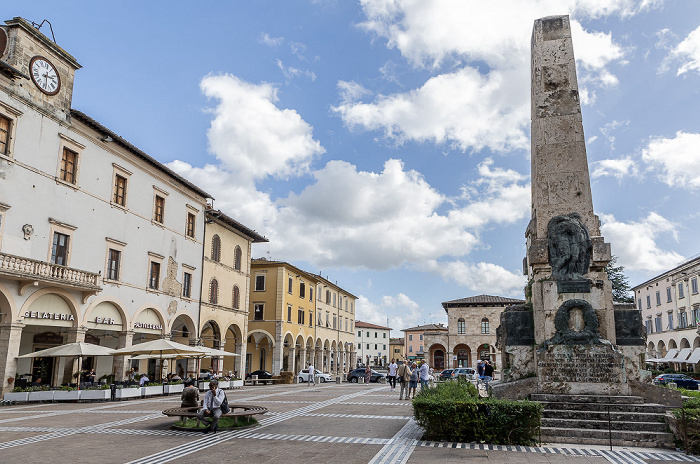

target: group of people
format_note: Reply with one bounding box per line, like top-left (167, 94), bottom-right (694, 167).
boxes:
top-left (476, 360), bottom-right (494, 382)
top-left (386, 358), bottom-right (431, 400)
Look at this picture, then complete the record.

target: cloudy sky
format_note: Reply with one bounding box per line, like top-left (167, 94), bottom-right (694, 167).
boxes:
top-left (12, 1), bottom-right (700, 335)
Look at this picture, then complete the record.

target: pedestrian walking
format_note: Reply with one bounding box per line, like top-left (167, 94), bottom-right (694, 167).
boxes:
top-left (397, 361), bottom-right (411, 400)
top-left (364, 365), bottom-right (371, 384)
top-left (388, 359), bottom-right (398, 391)
top-left (308, 363), bottom-right (315, 385)
top-left (477, 360), bottom-right (484, 380)
top-left (408, 362), bottom-right (419, 399)
top-left (483, 360), bottom-right (494, 383)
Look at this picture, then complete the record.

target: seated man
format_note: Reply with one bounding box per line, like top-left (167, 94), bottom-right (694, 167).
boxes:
top-left (197, 379), bottom-right (225, 433)
top-left (31, 377), bottom-right (43, 387)
top-left (139, 374), bottom-right (149, 386)
top-left (181, 379), bottom-right (200, 407)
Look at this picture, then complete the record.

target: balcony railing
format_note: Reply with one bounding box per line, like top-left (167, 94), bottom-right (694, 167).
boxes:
top-left (0, 252), bottom-right (101, 291)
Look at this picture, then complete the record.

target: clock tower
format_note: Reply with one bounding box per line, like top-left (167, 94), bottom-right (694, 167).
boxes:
top-left (0, 17), bottom-right (80, 120)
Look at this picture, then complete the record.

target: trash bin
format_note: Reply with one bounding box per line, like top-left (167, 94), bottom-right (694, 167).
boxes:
top-left (358, 376), bottom-right (364, 384)
top-left (335, 376), bottom-right (341, 384)
top-left (110, 384), bottom-right (117, 401)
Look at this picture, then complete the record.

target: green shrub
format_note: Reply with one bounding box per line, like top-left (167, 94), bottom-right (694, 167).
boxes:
top-left (412, 381), bottom-right (542, 445)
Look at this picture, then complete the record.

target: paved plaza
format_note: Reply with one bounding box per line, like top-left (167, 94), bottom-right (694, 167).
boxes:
top-left (0, 383), bottom-right (698, 464)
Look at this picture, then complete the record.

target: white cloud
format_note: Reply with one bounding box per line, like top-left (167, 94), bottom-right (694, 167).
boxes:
top-left (641, 131), bottom-right (700, 189)
top-left (356, 293), bottom-right (441, 336)
top-left (600, 213), bottom-right (683, 272)
top-left (591, 156), bottom-right (638, 179)
top-left (260, 33), bottom-right (284, 46)
top-left (342, 2), bottom-right (629, 153)
top-left (337, 80), bottom-right (372, 102)
top-left (200, 74), bottom-right (325, 181)
top-left (333, 66), bottom-right (530, 153)
top-left (276, 59), bottom-right (317, 82)
top-left (427, 260), bottom-right (526, 297)
top-left (670, 25), bottom-right (700, 76)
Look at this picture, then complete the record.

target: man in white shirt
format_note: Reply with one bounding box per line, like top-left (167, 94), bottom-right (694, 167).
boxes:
top-left (387, 359), bottom-right (398, 391)
top-left (308, 363), bottom-right (315, 385)
top-left (419, 361), bottom-right (430, 391)
top-left (139, 374), bottom-right (149, 387)
top-left (197, 379), bottom-right (225, 433)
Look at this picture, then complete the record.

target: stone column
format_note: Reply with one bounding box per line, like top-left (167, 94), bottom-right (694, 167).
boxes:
top-left (0, 322), bottom-right (24, 395)
top-left (289, 348), bottom-right (296, 375)
top-left (350, 351), bottom-right (356, 369)
top-left (272, 342), bottom-right (283, 375)
top-left (235, 342), bottom-right (245, 378)
top-left (114, 330), bottom-right (134, 381)
top-left (63, 327), bottom-right (87, 385)
top-left (300, 347), bottom-right (307, 368)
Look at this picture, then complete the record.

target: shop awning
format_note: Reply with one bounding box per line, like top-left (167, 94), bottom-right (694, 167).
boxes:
top-left (685, 348), bottom-right (700, 365)
top-left (675, 348), bottom-right (693, 362)
top-left (655, 348), bottom-right (679, 362)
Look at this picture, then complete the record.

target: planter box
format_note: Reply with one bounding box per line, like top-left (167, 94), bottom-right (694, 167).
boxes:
top-left (198, 381), bottom-right (210, 391)
top-left (115, 387), bottom-right (141, 399)
top-left (3, 392), bottom-right (28, 402)
top-left (218, 380), bottom-right (230, 389)
top-left (54, 390), bottom-right (81, 401)
top-left (141, 385), bottom-right (163, 396)
top-left (163, 384), bottom-right (184, 394)
top-left (81, 389), bottom-right (111, 401)
top-left (28, 390), bottom-right (54, 402)
top-left (231, 380), bottom-right (243, 389)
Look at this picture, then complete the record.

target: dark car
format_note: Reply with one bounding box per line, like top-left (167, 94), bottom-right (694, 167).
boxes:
top-left (653, 374), bottom-right (700, 390)
top-left (439, 369), bottom-right (454, 380)
top-left (347, 368), bottom-right (386, 383)
top-left (245, 370), bottom-right (273, 380)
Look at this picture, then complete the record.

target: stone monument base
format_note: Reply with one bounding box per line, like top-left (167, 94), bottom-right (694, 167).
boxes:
top-left (536, 344), bottom-right (631, 395)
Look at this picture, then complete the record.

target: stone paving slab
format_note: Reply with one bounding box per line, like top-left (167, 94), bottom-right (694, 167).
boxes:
top-left (315, 403), bottom-right (411, 415)
top-left (260, 414), bottom-right (404, 439)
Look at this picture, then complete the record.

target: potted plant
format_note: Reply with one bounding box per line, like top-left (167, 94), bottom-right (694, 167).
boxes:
top-left (28, 385), bottom-right (54, 402)
top-left (141, 381), bottom-right (163, 397)
top-left (114, 384), bottom-right (141, 399)
top-left (54, 386), bottom-right (81, 401)
top-left (81, 384), bottom-right (111, 401)
top-left (4, 387), bottom-right (29, 402)
top-left (231, 377), bottom-right (243, 389)
top-left (163, 380), bottom-right (184, 395)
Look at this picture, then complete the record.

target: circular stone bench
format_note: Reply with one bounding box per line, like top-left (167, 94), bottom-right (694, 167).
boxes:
top-left (162, 405), bottom-right (267, 430)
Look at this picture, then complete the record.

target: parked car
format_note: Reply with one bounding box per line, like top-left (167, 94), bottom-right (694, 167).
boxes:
top-left (199, 369), bottom-right (212, 379)
top-left (439, 369), bottom-right (454, 380)
top-left (347, 368), bottom-right (386, 383)
top-left (452, 367), bottom-right (477, 380)
top-left (652, 373), bottom-right (700, 390)
top-left (297, 369), bottom-right (332, 383)
top-left (245, 370), bottom-right (273, 380)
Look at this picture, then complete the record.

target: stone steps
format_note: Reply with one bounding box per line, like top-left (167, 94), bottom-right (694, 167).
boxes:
top-left (533, 393), bottom-right (675, 448)
top-left (541, 417), bottom-right (667, 433)
top-left (539, 427), bottom-right (676, 448)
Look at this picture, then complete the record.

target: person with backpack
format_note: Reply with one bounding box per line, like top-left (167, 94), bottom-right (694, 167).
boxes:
top-left (397, 361), bottom-right (412, 400)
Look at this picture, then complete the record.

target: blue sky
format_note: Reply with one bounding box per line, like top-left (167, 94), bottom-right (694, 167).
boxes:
top-left (9, 1), bottom-right (700, 335)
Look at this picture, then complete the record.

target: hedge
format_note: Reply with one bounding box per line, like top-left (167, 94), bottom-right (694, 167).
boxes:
top-left (412, 380), bottom-right (542, 445)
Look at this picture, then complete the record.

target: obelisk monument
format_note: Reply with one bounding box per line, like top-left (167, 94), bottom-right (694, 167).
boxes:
top-left (498, 15), bottom-right (644, 396)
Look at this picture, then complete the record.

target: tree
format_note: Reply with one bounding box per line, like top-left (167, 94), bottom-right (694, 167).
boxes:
top-left (605, 255), bottom-right (634, 303)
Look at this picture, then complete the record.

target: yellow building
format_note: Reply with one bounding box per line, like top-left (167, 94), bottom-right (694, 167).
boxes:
top-left (246, 260), bottom-right (358, 376)
top-left (389, 337), bottom-right (404, 362)
top-left (170, 209), bottom-right (266, 379)
top-left (312, 275), bottom-right (358, 375)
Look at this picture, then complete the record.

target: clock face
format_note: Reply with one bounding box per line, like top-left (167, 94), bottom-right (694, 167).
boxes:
top-left (30, 56), bottom-right (61, 95)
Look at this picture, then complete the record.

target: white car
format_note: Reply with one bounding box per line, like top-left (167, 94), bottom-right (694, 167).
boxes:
top-left (297, 369), bottom-right (332, 383)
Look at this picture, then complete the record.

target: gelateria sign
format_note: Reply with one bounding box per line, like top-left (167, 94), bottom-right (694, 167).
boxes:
top-left (24, 311), bottom-right (74, 321)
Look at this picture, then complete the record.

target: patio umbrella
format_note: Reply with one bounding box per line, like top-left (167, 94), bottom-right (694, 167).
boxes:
top-left (18, 342), bottom-right (116, 388)
top-left (188, 347), bottom-right (240, 377)
top-left (112, 339), bottom-right (205, 381)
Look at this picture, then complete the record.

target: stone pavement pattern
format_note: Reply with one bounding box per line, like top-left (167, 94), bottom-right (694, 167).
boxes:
top-left (0, 383), bottom-right (697, 464)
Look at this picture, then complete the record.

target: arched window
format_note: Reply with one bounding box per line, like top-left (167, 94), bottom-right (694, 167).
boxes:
top-left (209, 278), bottom-right (219, 304)
top-left (457, 318), bottom-right (466, 334)
top-left (211, 235), bottom-right (221, 262)
top-left (481, 318), bottom-right (489, 334)
top-left (234, 246), bottom-right (242, 271)
top-left (232, 285), bottom-right (240, 309)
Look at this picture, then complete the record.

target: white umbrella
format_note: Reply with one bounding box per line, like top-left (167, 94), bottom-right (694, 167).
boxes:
top-left (18, 342), bottom-right (116, 388)
top-left (112, 339), bottom-right (204, 381)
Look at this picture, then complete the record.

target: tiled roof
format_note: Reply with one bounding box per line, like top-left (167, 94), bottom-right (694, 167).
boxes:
top-left (206, 209), bottom-right (268, 243)
top-left (355, 320), bottom-right (391, 330)
top-left (389, 338), bottom-right (404, 344)
top-left (442, 294), bottom-right (524, 308)
top-left (402, 323), bottom-right (448, 332)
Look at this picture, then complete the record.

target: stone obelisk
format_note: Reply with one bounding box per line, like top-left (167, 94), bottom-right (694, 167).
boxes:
top-left (497, 16), bottom-right (644, 396)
